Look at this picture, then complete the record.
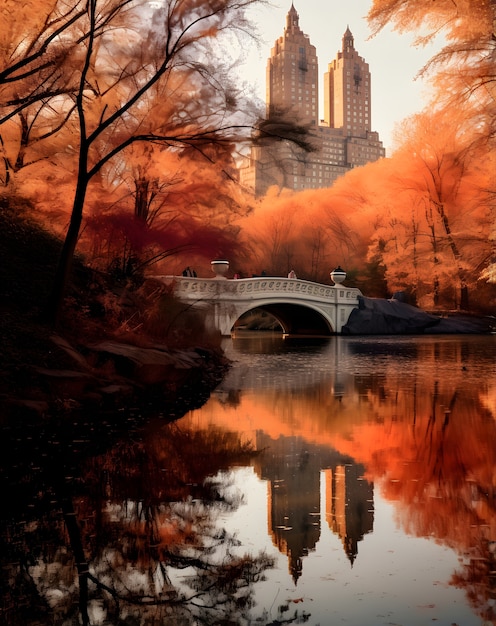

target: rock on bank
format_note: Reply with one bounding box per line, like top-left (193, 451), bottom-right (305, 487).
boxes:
top-left (342, 296), bottom-right (494, 335)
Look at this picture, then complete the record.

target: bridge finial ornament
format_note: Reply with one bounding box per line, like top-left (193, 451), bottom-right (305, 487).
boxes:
top-left (330, 266), bottom-right (346, 285)
top-left (211, 259), bottom-right (230, 279)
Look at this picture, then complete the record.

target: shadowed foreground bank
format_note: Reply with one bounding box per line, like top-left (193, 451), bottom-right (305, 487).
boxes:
top-left (0, 203), bottom-right (227, 419)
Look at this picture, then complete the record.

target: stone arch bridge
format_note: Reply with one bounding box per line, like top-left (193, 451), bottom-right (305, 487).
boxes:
top-left (156, 276), bottom-right (362, 336)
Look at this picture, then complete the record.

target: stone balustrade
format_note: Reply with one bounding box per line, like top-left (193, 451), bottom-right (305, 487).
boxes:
top-left (160, 276), bottom-right (360, 304)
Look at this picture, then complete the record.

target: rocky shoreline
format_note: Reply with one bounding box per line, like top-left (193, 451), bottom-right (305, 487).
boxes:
top-left (342, 296), bottom-right (495, 335)
top-left (1, 333), bottom-right (229, 422)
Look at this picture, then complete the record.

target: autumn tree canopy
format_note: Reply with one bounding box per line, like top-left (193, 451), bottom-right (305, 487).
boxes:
top-left (367, 0), bottom-right (496, 112)
top-left (2, 0), bottom-right (495, 316)
top-left (1, 0), bottom-right (268, 324)
top-left (366, 0), bottom-right (496, 299)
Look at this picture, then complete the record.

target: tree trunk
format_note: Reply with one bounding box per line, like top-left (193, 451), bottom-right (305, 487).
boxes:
top-left (44, 174), bottom-right (88, 326)
top-left (460, 283), bottom-right (469, 310)
top-left (62, 500), bottom-right (90, 626)
top-left (426, 210), bottom-right (441, 307)
top-left (135, 176), bottom-right (150, 222)
top-left (14, 111), bottom-right (29, 171)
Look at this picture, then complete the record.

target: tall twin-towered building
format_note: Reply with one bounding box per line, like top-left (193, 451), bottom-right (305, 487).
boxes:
top-left (239, 4), bottom-right (385, 196)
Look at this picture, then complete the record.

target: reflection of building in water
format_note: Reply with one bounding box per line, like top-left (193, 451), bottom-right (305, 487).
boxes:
top-left (254, 432), bottom-right (374, 582)
top-left (323, 465), bottom-right (374, 565)
top-left (260, 436), bottom-right (321, 583)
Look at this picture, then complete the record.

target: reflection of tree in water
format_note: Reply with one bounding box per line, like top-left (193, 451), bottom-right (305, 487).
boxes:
top-left (333, 353), bottom-right (496, 625)
top-left (0, 421), bottom-right (275, 625)
top-left (450, 536), bottom-right (496, 625)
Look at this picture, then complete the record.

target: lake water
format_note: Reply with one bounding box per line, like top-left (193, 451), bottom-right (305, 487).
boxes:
top-left (180, 334), bottom-right (496, 626)
top-left (1, 334), bottom-right (496, 625)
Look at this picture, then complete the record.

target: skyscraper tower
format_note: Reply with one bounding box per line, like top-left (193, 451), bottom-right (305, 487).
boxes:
top-left (266, 4), bottom-right (319, 127)
top-left (238, 5), bottom-right (385, 196)
top-left (324, 27), bottom-right (372, 136)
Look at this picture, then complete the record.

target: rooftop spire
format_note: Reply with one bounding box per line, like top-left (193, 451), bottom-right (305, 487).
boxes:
top-left (286, 3), bottom-right (300, 33)
top-left (343, 26), bottom-right (354, 52)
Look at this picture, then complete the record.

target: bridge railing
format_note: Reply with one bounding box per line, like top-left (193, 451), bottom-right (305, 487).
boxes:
top-left (156, 276), bottom-right (361, 304)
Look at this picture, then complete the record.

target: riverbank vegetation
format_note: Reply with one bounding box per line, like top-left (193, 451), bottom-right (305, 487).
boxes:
top-left (0, 0), bottom-right (266, 414)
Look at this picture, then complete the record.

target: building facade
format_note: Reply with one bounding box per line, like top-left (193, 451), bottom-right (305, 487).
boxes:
top-left (239, 4), bottom-right (385, 196)
top-left (266, 4), bottom-right (319, 128)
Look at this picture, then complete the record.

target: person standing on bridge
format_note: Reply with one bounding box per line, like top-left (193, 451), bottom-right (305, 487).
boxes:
top-left (182, 266), bottom-right (197, 277)
top-left (288, 269), bottom-right (297, 279)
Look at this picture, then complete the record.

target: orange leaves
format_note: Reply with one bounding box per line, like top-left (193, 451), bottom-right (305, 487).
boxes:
top-left (236, 159), bottom-right (392, 285)
top-left (368, 0), bottom-right (494, 43)
top-left (367, 0), bottom-right (495, 137)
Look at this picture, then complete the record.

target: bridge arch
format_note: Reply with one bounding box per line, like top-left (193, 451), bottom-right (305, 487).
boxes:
top-left (233, 302), bottom-right (335, 335)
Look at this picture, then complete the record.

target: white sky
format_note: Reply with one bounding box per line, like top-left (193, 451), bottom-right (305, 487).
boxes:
top-left (238, 0), bottom-right (443, 154)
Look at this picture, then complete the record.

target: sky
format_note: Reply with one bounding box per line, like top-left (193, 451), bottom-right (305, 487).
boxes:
top-left (238, 0), bottom-right (443, 154)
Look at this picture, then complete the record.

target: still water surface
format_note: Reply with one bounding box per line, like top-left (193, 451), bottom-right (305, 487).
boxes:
top-left (1, 334), bottom-right (496, 625)
top-left (180, 334), bottom-right (496, 626)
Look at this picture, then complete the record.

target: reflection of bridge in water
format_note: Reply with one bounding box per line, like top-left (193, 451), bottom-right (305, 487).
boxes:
top-left (214, 336), bottom-right (352, 394)
top-left (156, 276), bottom-right (362, 336)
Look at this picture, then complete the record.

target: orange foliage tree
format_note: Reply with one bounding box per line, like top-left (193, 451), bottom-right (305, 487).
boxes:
top-left (367, 0), bottom-right (496, 302)
top-left (368, 0), bottom-right (495, 117)
top-left (1, 0), bottom-right (316, 324)
top-left (82, 136), bottom-right (252, 278)
top-left (237, 163), bottom-right (389, 291)
top-left (366, 110), bottom-right (493, 309)
top-left (0, 0), bottom-right (85, 184)
top-left (1, 0), bottom-right (265, 325)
